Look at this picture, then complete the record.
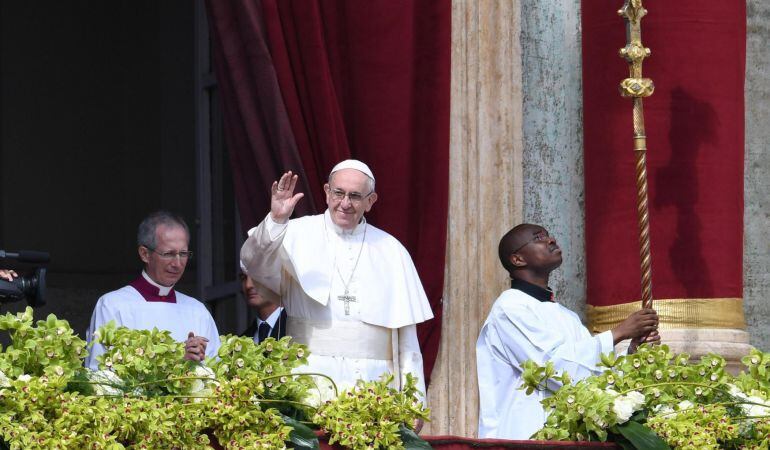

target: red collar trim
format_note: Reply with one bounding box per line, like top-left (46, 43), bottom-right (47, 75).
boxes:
top-left (129, 276), bottom-right (177, 303)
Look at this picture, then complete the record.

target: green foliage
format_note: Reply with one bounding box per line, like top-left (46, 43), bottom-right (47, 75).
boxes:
top-left (734, 348), bottom-right (770, 400)
top-left (647, 404), bottom-right (737, 449)
top-left (399, 424), bottom-right (434, 450)
top-left (0, 310), bottom-right (424, 450)
top-left (314, 373), bottom-right (430, 450)
top-left (522, 344), bottom-right (770, 449)
top-left (614, 420), bottom-right (670, 450)
top-left (0, 307), bottom-right (86, 379)
top-left (92, 321), bottom-right (196, 395)
top-left (283, 414), bottom-right (321, 450)
top-left (209, 335), bottom-right (315, 419)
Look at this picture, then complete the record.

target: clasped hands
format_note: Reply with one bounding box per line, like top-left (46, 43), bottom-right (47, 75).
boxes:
top-left (184, 331), bottom-right (209, 362)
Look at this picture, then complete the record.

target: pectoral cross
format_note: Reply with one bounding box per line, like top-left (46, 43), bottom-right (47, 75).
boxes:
top-left (337, 291), bottom-right (357, 315)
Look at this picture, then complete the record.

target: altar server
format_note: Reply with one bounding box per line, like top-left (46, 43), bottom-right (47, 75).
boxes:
top-left (476, 223), bottom-right (659, 439)
top-left (85, 211), bottom-right (220, 369)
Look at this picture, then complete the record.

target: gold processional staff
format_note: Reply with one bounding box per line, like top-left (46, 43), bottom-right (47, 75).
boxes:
top-left (618, 0), bottom-right (655, 311)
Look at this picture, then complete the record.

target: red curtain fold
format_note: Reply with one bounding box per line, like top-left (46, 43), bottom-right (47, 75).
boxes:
top-left (582, 2), bottom-right (746, 307)
top-left (205, 0), bottom-right (318, 222)
top-left (207, 0), bottom-right (450, 386)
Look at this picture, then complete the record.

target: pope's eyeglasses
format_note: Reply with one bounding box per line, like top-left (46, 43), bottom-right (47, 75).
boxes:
top-left (327, 187), bottom-right (374, 205)
top-left (144, 246), bottom-right (193, 260)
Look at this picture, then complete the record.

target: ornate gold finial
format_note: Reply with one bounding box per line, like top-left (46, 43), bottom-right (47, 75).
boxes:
top-left (618, 0), bottom-right (654, 95)
top-left (618, 0), bottom-right (654, 310)
top-left (620, 78), bottom-right (654, 98)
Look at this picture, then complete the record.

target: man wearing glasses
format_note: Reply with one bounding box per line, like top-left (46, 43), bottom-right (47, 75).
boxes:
top-left (476, 223), bottom-right (660, 440)
top-left (85, 211), bottom-right (220, 369)
top-left (240, 160), bottom-right (433, 400)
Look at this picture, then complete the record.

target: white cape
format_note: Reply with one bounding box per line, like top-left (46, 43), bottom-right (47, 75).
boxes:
top-left (246, 212), bottom-right (434, 329)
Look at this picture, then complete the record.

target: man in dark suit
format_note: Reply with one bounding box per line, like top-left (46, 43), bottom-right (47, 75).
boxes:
top-left (239, 264), bottom-right (286, 343)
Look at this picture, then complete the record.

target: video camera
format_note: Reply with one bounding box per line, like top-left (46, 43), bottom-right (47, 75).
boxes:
top-left (0, 250), bottom-right (49, 307)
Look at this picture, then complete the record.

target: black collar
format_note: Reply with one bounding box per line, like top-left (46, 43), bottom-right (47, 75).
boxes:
top-left (511, 278), bottom-right (554, 303)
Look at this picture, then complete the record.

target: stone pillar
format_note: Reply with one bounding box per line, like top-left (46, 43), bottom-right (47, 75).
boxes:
top-left (520, 0), bottom-right (585, 316)
top-left (423, 0), bottom-right (524, 437)
top-left (745, 0), bottom-right (770, 353)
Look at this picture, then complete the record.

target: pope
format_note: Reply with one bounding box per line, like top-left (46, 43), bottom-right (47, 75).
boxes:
top-left (240, 160), bottom-right (434, 399)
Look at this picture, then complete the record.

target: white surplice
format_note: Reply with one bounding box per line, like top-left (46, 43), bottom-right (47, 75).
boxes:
top-left (85, 272), bottom-right (221, 370)
top-left (476, 288), bottom-right (614, 440)
top-left (240, 211), bottom-right (433, 395)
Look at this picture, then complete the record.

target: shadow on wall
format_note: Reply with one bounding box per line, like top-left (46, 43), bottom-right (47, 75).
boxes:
top-left (653, 87), bottom-right (717, 298)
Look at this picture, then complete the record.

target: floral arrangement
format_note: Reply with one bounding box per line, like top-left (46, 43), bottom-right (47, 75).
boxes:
top-left (0, 308), bottom-right (430, 450)
top-left (522, 344), bottom-right (770, 450)
top-left (314, 374), bottom-right (430, 450)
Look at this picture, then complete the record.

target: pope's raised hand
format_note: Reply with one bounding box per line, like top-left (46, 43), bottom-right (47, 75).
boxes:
top-left (270, 171), bottom-right (304, 224)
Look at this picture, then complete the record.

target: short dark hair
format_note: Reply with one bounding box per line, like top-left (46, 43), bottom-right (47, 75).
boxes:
top-left (137, 211), bottom-right (190, 248)
top-left (498, 223), bottom-right (538, 275)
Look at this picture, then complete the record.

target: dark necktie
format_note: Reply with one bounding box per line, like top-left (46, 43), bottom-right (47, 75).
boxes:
top-left (257, 321), bottom-right (271, 343)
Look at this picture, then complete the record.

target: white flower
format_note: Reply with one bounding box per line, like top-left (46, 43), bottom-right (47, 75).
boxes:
top-left (88, 370), bottom-right (123, 396)
top-left (612, 399), bottom-right (634, 423)
top-left (677, 400), bottom-right (694, 411)
top-left (747, 403), bottom-right (770, 418)
top-left (188, 365), bottom-right (218, 396)
top-left (625, 391), bottom-right (645, 410)
top-left (194, 365), bottom-right (215, 379)
top-left (604, 388), bottom-right (619, 397)
top-left (612, 392), bottom-right (645, 424)
top-left (17, 374), bottom-right (31, 382)
top-left (0, 370), bottom-right (10, 388)
top-left (743, 395), bottom-right (770, 417)
top-left (728, 383), bottom-right (742, 396)
top-left (304, 376), bottom-right (337, 408)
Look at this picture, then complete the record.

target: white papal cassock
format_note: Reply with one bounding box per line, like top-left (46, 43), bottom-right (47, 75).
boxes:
top-left (241, 211), bottom-right (433, 395)
top-left (476, 287), bottom-right (614, 440)
top-left (85, 272), bottom-right (221, 370)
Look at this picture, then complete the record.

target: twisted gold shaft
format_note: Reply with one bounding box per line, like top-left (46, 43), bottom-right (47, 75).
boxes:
top-left (619, 1), bottom-right (654, 310)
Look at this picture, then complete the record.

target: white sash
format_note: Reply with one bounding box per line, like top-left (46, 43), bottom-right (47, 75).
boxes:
top-left (287, 317), bottom-right (393, 360)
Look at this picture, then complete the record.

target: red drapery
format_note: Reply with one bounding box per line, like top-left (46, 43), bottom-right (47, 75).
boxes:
top-left (206, 0), bottom-right (450, 385)
top-left (582, 2), bottom-right (745, 308)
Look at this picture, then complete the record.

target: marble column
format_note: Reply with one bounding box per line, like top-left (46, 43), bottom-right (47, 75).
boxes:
top-left (744, 0), bottom-right (770, 353)
top-left (520, 0), bottom-right (585, 316)
top-left (423, 0), bottom-right (524, 437)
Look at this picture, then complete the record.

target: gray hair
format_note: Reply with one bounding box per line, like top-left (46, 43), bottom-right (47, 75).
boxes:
top-left (137, 211), bottom-right (190, 248)
top-left (328, 172), bottom-right (376, 193)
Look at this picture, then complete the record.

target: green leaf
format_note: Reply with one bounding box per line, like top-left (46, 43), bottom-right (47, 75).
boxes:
top-left (281, 415), bottom-right (319, 450)
top-left (629, 409), bottom-right (648, 422)
top-left (399, 424), bottom-right (432, 450)
top-left (615, 421), bottom-right (670, 450)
